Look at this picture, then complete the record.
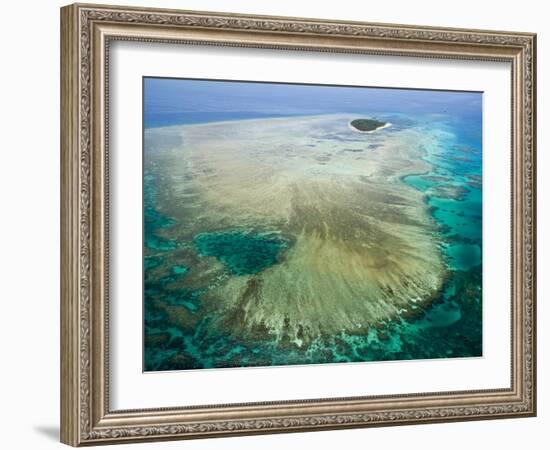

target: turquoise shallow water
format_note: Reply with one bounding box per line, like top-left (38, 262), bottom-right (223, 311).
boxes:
top-left (143, 108), bottom-right (482, 371)
top-left (194, 231), bottom-right (289, 276)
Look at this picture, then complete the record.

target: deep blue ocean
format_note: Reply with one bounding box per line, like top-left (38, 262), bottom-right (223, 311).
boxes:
top-left (144, 78), bottom-right (481, 128)
top-left (143, 78), bottom-right (483, 371)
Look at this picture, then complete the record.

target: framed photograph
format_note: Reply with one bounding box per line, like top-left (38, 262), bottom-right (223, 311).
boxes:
top-left (60, 3), bottom-right (537, 446)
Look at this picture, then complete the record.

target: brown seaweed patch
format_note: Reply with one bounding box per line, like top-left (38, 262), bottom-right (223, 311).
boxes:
top-left (429, 185), bottom-right (469, 200)
top-left (315, 155), bottom-right (332, 162)
top-left (153, 299), bottom-right (200, 330)
top-left (466, 174), bottom-right (482, 189)
top-left (452, 144), bottom-right (478, 154)
top-left (144, 332), bottom-right (170, 349)
top-left (423, 175), bottom-right (451, 183)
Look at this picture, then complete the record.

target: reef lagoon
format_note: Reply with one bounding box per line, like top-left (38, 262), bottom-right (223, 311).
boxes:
top-left (143, 79), bottom-right (482, 371)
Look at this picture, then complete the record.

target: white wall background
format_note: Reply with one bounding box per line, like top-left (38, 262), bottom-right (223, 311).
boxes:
top-left (0, 0), bottom-right (546, 448)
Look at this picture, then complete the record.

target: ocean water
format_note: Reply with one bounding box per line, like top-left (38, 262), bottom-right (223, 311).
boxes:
top-left (143, 78), bottom-right (482, 371)
top-left (194, 231), bottom-right (290, 276)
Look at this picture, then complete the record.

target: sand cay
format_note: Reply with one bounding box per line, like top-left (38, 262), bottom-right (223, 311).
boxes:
top-left (145, 114), bottom-right (446, 346)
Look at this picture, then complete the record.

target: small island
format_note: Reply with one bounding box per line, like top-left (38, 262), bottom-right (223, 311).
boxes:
top-left (349, 118), bottom-right (390, 133)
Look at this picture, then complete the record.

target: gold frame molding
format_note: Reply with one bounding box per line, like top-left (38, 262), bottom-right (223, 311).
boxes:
top-left (60, 2), bottom-right (537, 446)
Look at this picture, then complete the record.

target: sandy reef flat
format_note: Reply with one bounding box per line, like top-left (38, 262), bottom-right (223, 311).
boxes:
top-left (145, 114), bottom-right (446, 345)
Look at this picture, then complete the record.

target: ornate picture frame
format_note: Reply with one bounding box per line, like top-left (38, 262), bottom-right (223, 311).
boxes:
top-left (60, 3), bottom-right (536, 446)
